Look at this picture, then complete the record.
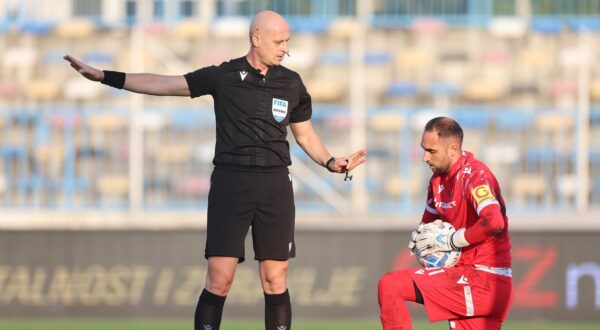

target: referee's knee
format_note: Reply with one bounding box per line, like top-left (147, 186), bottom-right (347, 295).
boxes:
top-left (206, 282), bottom-right (232, 296)
top-left (206, 276), bottom-right (234, 296)
top-left (261, 269), bottom-right (288, 294)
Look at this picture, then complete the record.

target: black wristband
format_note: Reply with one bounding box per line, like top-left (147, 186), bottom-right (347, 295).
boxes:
top-left (449, 232), bottom-right (457, 250)
top-left (325, 156), bottom-right (336, 173)
top-left (101, 70), bottom-right (126, 89)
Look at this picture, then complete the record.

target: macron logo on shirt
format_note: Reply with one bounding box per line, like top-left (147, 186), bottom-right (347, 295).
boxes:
top-left (240, 71), bottom-right (248, 81)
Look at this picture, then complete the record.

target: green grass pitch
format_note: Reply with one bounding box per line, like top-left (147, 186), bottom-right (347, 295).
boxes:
top-left (0, 319), bottom-right (598, 330)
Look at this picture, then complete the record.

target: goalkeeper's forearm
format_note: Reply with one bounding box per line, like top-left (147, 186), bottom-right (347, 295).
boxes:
top-left (461, 204), bottom-right (505, 245)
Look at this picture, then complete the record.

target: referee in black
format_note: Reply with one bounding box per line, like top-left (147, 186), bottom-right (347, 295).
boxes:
top-left (65, 10), bottom-right (366, 330)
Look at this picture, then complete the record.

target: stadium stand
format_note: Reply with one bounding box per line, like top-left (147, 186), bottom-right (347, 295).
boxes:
top-left (0, 0), bottom-right (598, 213)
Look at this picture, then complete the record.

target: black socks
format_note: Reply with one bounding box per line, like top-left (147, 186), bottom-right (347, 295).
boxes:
top-left (195, 289), bottom-right (226, 330)
top-left (264, 289), bottom-right (292, 330)
top-left (195, 288), bottom-right (292, 330)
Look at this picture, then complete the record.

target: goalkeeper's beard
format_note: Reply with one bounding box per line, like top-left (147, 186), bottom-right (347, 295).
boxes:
top-left (427, 161), bottom-right (451, 174)
top-left (428, 164), bottom-right (446, 174)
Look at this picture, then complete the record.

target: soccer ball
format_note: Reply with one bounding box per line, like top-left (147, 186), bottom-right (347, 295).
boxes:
top-left (414, 221), bottom-right (462, 268)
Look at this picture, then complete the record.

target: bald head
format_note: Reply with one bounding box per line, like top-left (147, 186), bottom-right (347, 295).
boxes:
top-left (247, 10), bottom-right (290, 70)
top-left (249, 10), bottom-right (289, 41)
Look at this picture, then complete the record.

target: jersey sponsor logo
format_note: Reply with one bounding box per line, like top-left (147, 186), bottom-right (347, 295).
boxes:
top-left (434, 197), bottom-right (456, 209)
top-left (239, 71), bottom-right (248, 81)
top-left (272, 98), bottom-right (288, 122)
top-left (471, 184), bottom-right (496, 204)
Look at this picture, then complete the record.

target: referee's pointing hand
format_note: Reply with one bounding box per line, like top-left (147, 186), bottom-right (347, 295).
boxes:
top-left (64, 54), bottom-right (104, 82)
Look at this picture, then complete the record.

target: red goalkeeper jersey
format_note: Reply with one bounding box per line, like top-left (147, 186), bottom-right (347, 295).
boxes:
top-left (421, 151), bottom-right (512, 268)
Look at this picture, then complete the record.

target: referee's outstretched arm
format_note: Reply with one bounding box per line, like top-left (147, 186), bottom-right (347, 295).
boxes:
top-left (63, 54), bottom-right (191, 97)
top-left (291, 120), bottom-right (366, 174)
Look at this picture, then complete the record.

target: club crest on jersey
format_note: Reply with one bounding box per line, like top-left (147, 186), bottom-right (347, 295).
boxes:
top-left (272, 98), bottom-right (288, 122)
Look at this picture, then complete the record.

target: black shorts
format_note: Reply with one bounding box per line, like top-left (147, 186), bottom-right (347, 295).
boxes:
top-left (205, 166), bottom-right (296, 263)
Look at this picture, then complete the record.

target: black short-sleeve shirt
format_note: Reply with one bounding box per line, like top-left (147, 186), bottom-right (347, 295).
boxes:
top-left (184, 57), bottom-right (312, 167)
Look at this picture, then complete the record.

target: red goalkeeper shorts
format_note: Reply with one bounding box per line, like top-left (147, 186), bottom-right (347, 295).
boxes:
top-left (405, 265), bottom-right (513, 329)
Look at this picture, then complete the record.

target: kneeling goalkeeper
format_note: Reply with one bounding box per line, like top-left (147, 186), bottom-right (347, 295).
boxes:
top-left (378, 117), bottom-right (513, 330)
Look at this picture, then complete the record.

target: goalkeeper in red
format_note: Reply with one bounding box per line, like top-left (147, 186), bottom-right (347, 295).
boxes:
top-left (378, 116), bottom-right (513, 330)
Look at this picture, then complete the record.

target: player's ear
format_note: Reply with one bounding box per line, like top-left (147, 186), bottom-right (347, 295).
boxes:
top-left (448, 141), bottom-right (460, 157)
top-left (251, 33), bottom-right (261, 47)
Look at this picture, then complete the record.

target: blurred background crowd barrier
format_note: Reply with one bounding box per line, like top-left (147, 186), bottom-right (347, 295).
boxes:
top-left (1, 229), bottom-right (600, 321)
top-left (0, 0), bottom-right (599, 214)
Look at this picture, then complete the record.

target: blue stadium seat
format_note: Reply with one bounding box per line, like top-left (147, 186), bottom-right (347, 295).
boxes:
top-left (288, 17), bottom-right (328, 34)
top-left (429, 82), bottom-right (459, 98)
top-left (61, 176), bottom-right (90, 204)
top-left (531, 19), bottom-right (561, 35)
top-left (10, 110), bottom-right (39, 125)
top-left (591, 107), bottom-right (600, 123)
top-left (590, 148), bottom-right (600, 160)
top-left (493, 111), bottom-right (534, 130)
top-left (385, 81), bottom-right (418, 98)
top-left (19, 21), bottom-right (54, 36)
top-left (83, 52), bottom-right (115, 64)
top-left (0, 145), bottom-right (27, 160)
top-left (17, 175), bottom-right (45, 195)
top-left (169, 111), bottom-right (205, 130)
top-left (319, 51), bottom-right (348, 65)
top-left (527, 147), bottom-right (556, 165)
top-left (570, 20), bottom-right (600, 33)
top-left (364, 52), bottom-right (391, 65)
top-left (0, 20), bottom-right (11, 33)
top-left (452, 110), bottom-right (489, 130)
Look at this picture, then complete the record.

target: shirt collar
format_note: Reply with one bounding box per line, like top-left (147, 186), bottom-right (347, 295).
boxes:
top-left (445, 150), bottom-right (471, 178)
top-left (237, 56), bottom-right (278, 76)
